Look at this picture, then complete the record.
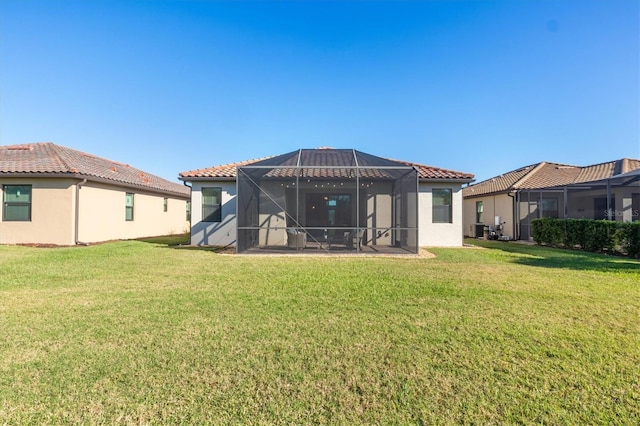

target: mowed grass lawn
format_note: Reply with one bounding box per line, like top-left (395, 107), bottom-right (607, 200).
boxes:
top-left (1, 239), bottom-right (638, 424)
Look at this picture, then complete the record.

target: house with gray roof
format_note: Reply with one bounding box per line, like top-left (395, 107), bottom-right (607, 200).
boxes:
top-left (463, 159), bottom-right (640, 240)
top-left (179, 148), bottom-right (475, 254)
top-left (1, 142), bottom-right (190, 245)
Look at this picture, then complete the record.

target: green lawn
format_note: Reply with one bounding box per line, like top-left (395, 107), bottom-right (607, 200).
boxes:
top-left (1, 239), bottom-right (638, 424)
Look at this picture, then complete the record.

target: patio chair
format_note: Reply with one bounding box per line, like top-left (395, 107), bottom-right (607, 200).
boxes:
top-left (286, 228), bottom-right (307, 249)
top-left (343, 229), bottom-right (365, 250)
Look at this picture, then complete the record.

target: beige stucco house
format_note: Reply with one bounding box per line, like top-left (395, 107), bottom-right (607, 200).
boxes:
top-left (1, 142), bottom-right (190, 245)
top-left (179, 148), bottom-right (474, 254)
top-left (463, 159), bottom-right (640, 241)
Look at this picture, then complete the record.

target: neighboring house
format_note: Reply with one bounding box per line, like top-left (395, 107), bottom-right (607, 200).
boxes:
top-left (179, 148), bottom-right (474, 254)
top-left (1, 142), bottom-right (191, 245)
top-left (463, 158), bottom-right (640, 240)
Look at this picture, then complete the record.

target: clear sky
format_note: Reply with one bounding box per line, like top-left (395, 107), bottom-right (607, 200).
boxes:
top-left (1, 0), bottom-right (638, 184)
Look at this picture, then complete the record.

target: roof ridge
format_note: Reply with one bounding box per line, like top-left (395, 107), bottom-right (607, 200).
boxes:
top-left (579, 158), bottom-right (621, 169)
top-left (48, 143), bottom-right (76, 173)
top-left (621, 158), bottom-right (630, 174)
top-left (512, 162), bottom-right (548, 189)
top-left (472, 163), bottom-right (538, 188)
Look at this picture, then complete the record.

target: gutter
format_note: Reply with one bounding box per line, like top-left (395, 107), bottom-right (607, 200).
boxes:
top-left (75, 179), bottom-right (89, 245)
top-left (179, 176), bottom-right (237, 182)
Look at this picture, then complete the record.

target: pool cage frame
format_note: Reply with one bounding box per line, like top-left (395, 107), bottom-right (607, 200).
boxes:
top-left (236, 149), bottom-right (419, 254)
top-left (516, 169), bottom-right (640, 240)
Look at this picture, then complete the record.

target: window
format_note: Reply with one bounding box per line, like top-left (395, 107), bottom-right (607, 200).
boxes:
top-left (125, 193), bottom-right (134, 221)
top-left (202, 187), bottom-right (222, 222)
top-left (433, 188), bottom-right (452, 223)
top-left (476, 201), bottom-right (483, 223)
top-left (163, 197), bottom-right (168, 212)
top-left (305, 194), bottom-right (352, 227)
top-left (633, 194), bottom-right (640, 222)
top-left (3, 185), bottom-right (32, 221)
top-left (186, 200), bottom-right (191, 221)
top-left (540, 198), bottom-right (558, 218)
top-left (594, 197), bottom-right (615, 220)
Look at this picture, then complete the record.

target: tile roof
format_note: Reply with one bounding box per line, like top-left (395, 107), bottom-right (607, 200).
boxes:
top-left (1, 142), bottom-right (190, 198)
top-left (463, 158), bottom-right (640, 198)
top-left (402, 162), bottom-right (475, 180)
top-left (179, 149), bottom-right (475, 181)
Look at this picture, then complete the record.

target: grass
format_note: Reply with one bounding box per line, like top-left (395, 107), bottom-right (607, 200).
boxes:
top-left (0, 239), bottom-right (638, 424)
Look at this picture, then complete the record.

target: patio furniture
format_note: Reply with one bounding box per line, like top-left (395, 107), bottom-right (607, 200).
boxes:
top-left (286, 228), bottom-right (307, 249)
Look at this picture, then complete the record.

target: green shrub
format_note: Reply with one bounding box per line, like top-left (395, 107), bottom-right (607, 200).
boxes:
top-left (562, 219), bottom-right (590, 248)
top-left (532, 218), bottom-right (637, 256)
top-left (532, 218), bottom-right (563, 247)
top-left (614, 222), bottom-right (640, 258)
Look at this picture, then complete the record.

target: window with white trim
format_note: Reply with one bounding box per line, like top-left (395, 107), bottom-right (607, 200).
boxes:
top-left (202, 187), bottom-right (222, 222)
top-left (432, 188), bottom-right (453, 223)
top-left (125, 193), bottom-right (134, 221)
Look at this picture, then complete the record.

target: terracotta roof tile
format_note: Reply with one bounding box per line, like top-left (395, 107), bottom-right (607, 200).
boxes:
top-left (179, 149), bottom-right (474, 181)
top-left (463, 158), bottom-right (640, 198)
top-left (403, 162), bottom-right (475, 180)
top-left (1, 142), bottom-right (189, 198)
top-left (515, 163), bottom-right (581, 189)
top-left (463, 164), bottom-right (539, 197)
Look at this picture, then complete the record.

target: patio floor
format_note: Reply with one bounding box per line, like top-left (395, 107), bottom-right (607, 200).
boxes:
top-left (239, 242), bottom-right (418, 256)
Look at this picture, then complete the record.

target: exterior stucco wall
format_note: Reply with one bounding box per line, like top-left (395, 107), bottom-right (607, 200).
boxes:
top-left (363, 182), bottom-right (393, 246)
top-left (190, 181), bottom-right (237, 246)
top-left (1, 177), bottom-right (188, 245)
top-left (258, 181), bottom-right (287, 246)
top-left (419, 182), bottom-right (465, 247)
top-left (463, 194), bottom-right (515, 239)
top-left (77, 182), bottom-right (188, 243)
top-left (0, 177), bottom-right (76, 245)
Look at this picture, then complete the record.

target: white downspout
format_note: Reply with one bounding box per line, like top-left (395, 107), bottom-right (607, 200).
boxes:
top-left (75, 179), bottom-right (88, 245)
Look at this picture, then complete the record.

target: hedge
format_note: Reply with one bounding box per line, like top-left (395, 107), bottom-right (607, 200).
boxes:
top-left (531, 218), bottom-right (640, 257)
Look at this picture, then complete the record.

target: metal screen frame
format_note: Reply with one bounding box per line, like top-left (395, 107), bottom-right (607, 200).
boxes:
top-left (236, 149), bottom-right (419, 254)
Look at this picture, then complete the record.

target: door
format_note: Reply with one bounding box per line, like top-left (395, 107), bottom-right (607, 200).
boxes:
top-left (305, 193), bottom-right (352, 240)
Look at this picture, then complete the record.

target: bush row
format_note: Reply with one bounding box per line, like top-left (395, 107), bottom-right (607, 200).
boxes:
top-left (531, 218), bottom-right (640, 257)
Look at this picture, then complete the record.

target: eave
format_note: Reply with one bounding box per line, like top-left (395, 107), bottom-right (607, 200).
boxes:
top-left (2, 172), bottom-right (190, 200)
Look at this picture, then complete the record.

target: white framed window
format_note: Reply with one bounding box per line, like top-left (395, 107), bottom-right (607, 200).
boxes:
top-left (433, 188), bottom-right (452, 223)
top-left (125, 193), bottom-right (134, 221)
top-left (202, 187), bottom-right (222, 222)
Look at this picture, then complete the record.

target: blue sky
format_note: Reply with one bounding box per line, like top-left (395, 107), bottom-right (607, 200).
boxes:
top-left (1, 0), bottom-right (638, 183)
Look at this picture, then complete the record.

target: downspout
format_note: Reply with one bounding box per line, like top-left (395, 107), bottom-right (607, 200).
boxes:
top-left (507, 191), bottom-right (517, 240)
top-left (606, 179), bottom-right (612, 220)
top-left (183, 180), bottom-right (192, 238)
top-left (75, 179), bottom-right (88, 245)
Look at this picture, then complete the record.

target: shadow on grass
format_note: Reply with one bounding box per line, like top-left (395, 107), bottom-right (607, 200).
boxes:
top-left (135, 234), bottom-right (234, 253)
top-left (467, 239), bottom-right (640, 274)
